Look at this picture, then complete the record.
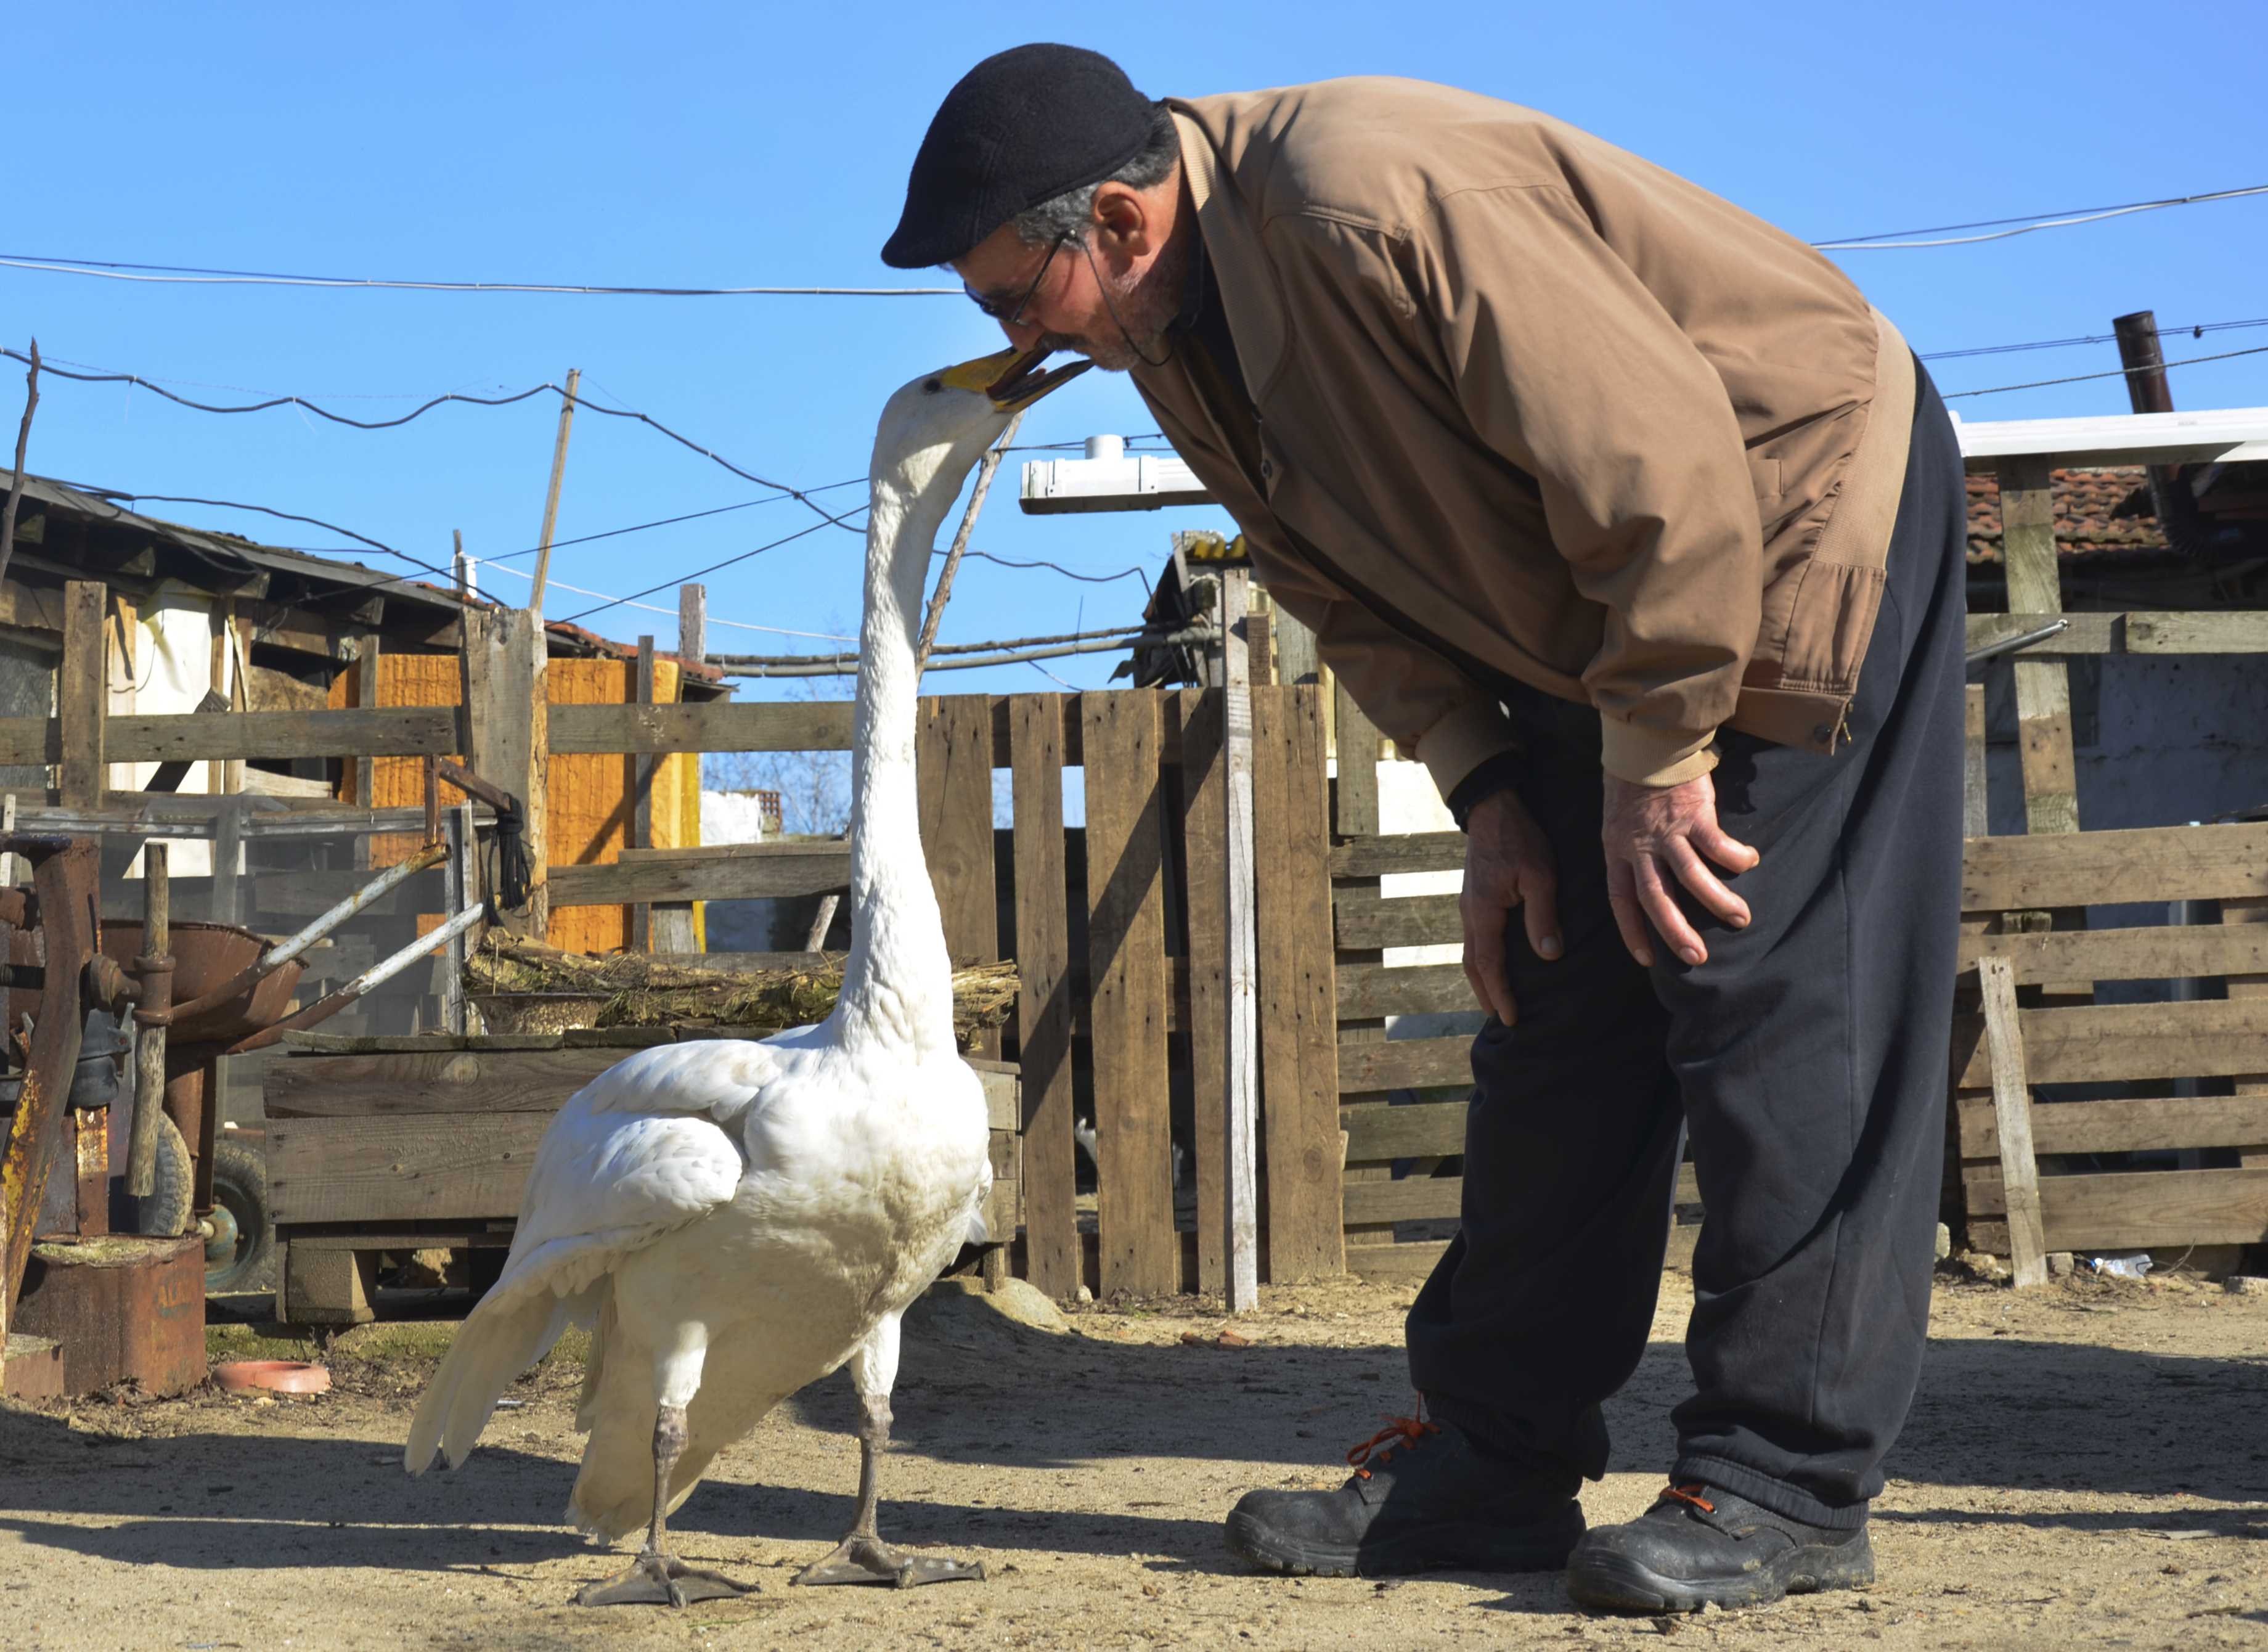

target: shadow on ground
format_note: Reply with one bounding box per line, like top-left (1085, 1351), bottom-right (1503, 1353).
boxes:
top-left (2, 1287), bottom-right (2264, 1579)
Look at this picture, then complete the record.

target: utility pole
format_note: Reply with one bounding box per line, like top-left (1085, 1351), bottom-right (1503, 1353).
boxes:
top-left (452, 528), bottom-right (476, 601)
top-left (529, 367), bottom-right (581, 616)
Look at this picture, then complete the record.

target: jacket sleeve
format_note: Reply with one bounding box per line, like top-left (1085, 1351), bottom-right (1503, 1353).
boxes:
top-left (1406, 182), bottom-right (1763, 786)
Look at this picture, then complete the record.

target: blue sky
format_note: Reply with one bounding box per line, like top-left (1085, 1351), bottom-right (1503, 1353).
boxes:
top-left (9, 1), bottom-right (2266, 709)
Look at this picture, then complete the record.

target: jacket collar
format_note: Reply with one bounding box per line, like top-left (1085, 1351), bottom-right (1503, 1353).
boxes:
top-left (1165, 102), bottom-right (1287, 396)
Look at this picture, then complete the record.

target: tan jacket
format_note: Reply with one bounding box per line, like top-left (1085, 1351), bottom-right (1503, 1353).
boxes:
top-left (1133, 78), bottom-right (1916, 792)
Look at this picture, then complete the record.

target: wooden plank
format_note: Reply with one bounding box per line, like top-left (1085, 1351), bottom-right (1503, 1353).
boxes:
top-left (629, 636), bottom-right (656, 953)
top-left (2032, 1169), bottom-right (2268, 1250)
top-left (1329, 832), bottom-right (1467, 878)
top-left (1957, 1094), bottom-right (2268, 1158)
top-left (1336, 961), bottom-right (1475, 1020)
top-left (1959, 923), bottom-right (2268, 984)
top-left (350, 632), bottom-right (380, 825)
top-left (210, 796), bottom-right (244, 927)
top-left (1342, 1100), bottom-right (1468, 1163)
top-left (1345, 1174), bottom-right (1462, 1226)
top-left (1998, 455), bottom-right (2079, 840)
top-left (1175, 687), bottom-right (1231, 1295)
top-left (267, 1112), bottom-right (552, 1224)
top-left (105, 706), bottom-right (465, 763)
top-left (547, 849), bottom-right (852, 910)
top-left (1960, 823), bottom-right (2268, 912)
top-left (1962, 684), bottom-right (1988, 839)
top-left (1010, 695), bottom-right (1079, 1299)
top-left (248, 865), bottom-right (445, 920)
top-left (1080, 691), bottom-right (1176, 1296)
top-left (1331, 676), bottom-right (1394, 1246)
top-left (57, 581), bottom-right (105, 809)
top-left (2124, 611), bottom-right (2268, 653)
top-left (462, 608), bottom-right (549, 939)
top-left (2227, 894), bottom-right (2268, 1167)
top-left (1337, 1036), bottom-right (1472, 1092)
top-left (1978, 957), bottom-right (2047, 1288)
top-left (263, 1045), bottom-right (621, 1118)
top-left (1334, 888), bottom-right (1462, 952)
top-left (917, 695), bottom-right (1000, 1058)
top-left (546, 698), bottom-right (855, 755)
top-left (1949, 998), bottom-right (2268, 1089)
top-left (1964, 612), bottom-right (2120, 658)
top-left (1252, 685), bottom-right (1344, 1280)
top-left (1220, 570), bottom-right (1262, 1309)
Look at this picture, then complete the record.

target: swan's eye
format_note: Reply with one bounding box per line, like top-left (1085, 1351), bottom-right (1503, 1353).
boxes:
top-left (923, 377), bottom-right (942, 394)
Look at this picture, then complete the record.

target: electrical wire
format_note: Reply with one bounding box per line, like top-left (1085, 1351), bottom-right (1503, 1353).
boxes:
top-left (471, 557), bottom-right (858, 642)
top-left (1813, 184), bottom-right (2268, 249)
top-left (1923, 316), bottom-right (2268, 362)
top-left (5, 347), bottom-right (863, 534)
top-left (0, 251), bottom-right (959, 296)
top-left (1940, 343), bottom-right (2268, 399)
top-left (714, 623), bottom-right (1217, 677)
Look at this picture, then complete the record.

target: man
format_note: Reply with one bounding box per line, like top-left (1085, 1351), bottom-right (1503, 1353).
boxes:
top-left (884, 44), bottom-right (1964, 1614)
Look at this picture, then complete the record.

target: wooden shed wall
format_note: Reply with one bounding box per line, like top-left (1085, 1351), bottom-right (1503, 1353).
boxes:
top-left (330, 653), bottom-right (698, 952)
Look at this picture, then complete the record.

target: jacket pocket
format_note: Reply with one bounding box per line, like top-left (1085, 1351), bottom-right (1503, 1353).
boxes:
top-left (1776, 558), bottom-right (1887, 695)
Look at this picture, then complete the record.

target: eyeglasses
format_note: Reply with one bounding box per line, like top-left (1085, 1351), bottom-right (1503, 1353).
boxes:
top-left (963, 232), bottom-right (1069, 327)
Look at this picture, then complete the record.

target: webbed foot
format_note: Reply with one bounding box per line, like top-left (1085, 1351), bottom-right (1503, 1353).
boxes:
top-left (793, 1533), bottom-right (985, 1589)
top-left (576, 1547), bottom-right (754, 1608)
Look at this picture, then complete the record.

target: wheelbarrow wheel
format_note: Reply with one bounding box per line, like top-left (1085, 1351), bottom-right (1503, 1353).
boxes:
top-left (205, 1140), bottom-right (275, 1294)
top-left (128, 1112), bottom-right (195, 1240)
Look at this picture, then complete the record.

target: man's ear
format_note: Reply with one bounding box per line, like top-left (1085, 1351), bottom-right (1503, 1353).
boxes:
top-left (1091, 181), bottom-right (1156, 256)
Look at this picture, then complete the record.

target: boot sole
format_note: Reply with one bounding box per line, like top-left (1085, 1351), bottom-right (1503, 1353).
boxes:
top-left (1564, 1527), bottom-right (1875, 1614)
top-left (1225, 1502), bottom-right (1585, 1580)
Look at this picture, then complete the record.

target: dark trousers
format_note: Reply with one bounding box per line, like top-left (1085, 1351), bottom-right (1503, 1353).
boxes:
top-left (1407, 365), bottom-right (1967, 1530)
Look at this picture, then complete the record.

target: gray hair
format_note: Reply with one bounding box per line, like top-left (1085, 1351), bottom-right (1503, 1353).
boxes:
top-left (1011, 103), bottom-right (1181, 247)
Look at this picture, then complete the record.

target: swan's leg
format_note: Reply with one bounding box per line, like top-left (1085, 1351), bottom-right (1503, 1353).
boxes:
top-left (796, 1317), bottom-right (984, 1588)
top-left (579, 1335), bottom-right (752, 1607)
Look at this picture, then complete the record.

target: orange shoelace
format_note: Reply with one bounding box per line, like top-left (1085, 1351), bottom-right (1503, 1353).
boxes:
top-left (1345, 1415), bottom-right (1440, 1480)
top-left (1659, 1482), bottom-right (1717, 1515)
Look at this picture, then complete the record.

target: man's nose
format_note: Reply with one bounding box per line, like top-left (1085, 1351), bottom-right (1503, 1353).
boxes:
top-left (999, 315), bottom-right (1047, 353)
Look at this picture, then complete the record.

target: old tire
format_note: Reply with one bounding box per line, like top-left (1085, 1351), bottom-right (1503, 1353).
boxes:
top-left (128, 1112), bottom-right (195, 1240)
top-left (205, 1139), bottom-right (275, 1294)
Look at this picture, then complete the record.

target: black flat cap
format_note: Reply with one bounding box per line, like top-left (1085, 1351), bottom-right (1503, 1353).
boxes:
top-left (882, 44), bottom-right (1160, 269)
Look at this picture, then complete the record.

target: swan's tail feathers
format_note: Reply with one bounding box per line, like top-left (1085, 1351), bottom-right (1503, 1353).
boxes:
top-left (404, 1287), bottom-right (571, 1475)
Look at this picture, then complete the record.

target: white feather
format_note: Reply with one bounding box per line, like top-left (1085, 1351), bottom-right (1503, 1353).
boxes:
top-left (405, 364), bottom-right (1020, 1545)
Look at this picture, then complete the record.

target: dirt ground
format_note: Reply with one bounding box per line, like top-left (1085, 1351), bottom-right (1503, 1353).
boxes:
top-left (4, 1264), bottom-right (2266, 1651)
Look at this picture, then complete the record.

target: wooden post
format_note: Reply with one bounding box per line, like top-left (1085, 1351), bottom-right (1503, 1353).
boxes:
top-left (211, 796), bottom-right (244, 926)
top-left (440, 802), bottom-right (475, 1035)
top-left (1332, 676), bottom-right (1392, 1247)
top-left (2225, 896), bottom-right (2268, 1167)
top-left (529, 369), bottom-right (581, 617)
top-left (0, 338), bottom-right (38, 590)
top-left (916, 697), bottom-right (1001, 1058)
top-left (1082, 691), bottom-right (1177, 1296)
top-left (351, 631), bottom-right (382, 824)
top-left (125, 844), bottom-right (170, 1199)
top-left (1273, 604), bottom-right (1321, 689)
top-left (1963, 683), bottom-right (1989, 840)
top-left (1976, 956), bottom-right (2048, 1287)
top-left (58, 581), bottom-right (107, 809)
top-left (1177, 688), bottom-right (1230, 1294)
top-left (1011, 695), bottom-right (1079, 1298)
top-left (452, 529), bottom-right (474, 600)
top-left (1220, 570), bottom-right (1261, 1312)
top-left (462, 607), bottom-right (550, 940)
top-left (629, 636), bottom-right (656, 952)
top-left (678, 583), bottom-right (707, 669)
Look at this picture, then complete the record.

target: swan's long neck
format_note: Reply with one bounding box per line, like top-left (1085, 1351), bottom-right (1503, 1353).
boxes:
top-left (833, 459), bottom-right (960, 1055)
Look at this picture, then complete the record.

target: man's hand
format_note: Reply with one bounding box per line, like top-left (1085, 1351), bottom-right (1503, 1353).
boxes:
top-left (1601, 772), bottom-right (1759, 969)
top-left (1460, 789), bottom-right (1562, 1026)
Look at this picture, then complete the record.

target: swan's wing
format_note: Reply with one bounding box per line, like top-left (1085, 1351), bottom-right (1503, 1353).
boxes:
top-left (484, 1041), bottom-right (786, 1307)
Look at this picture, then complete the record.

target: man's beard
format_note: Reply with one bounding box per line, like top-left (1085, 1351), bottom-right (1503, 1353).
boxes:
top-left (1045, 234), bottom-right (1189, 372)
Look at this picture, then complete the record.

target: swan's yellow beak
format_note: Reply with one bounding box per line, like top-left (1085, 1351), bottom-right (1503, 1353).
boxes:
top-left (937, 345), bottom-right (1094, 412)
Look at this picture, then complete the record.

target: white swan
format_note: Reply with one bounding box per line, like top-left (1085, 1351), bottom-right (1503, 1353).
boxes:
top-left (404, 344), bottom-right (1090, 1605)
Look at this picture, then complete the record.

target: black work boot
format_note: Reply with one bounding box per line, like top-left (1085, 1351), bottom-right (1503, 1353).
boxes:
top-left (1224, 1415), bottom-right (1585, 1578)
top-left (1566, 1482), bottom-right (1874, 1613)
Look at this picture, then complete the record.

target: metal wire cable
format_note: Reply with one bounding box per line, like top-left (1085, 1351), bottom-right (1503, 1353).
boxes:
top-left (1941, 342), bottom-right (2268, 399)
top-left (4, 347), bottom-right (862, 533)
top-left (0, 251), bottom-right (958, 295)
top-left (1923, 316), bottom-right (2268, 362)
top-left (1813, 183), bottom-right (2268, 249)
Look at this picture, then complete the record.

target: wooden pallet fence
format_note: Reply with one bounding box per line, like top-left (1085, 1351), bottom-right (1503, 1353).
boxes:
top-left (1955, 821), bottom-right (2268, 1257)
